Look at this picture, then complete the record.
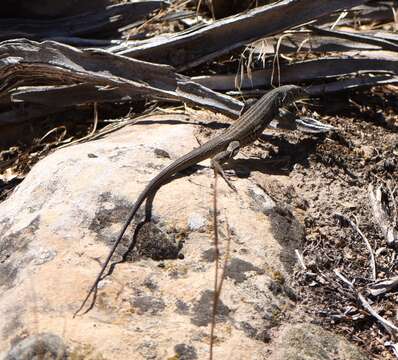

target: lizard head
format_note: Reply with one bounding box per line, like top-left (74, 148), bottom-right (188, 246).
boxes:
top-left (276, 85), bottom-right (309, 107)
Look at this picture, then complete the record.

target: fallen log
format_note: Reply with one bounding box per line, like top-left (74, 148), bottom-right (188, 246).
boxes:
top-left (225, 75), bottom-right (398, 97)
top-left (258, 32), bottom-right (383, 55)
top-left (308, 26), bottom-right (398, 53)
top-left (192, 52), bottom-right (398, 91)
top-left (2, 0), bottom-right (109, 18)
top-left (118, 0), bottom-right (368, 70)
top-left (0, 39), bottom-right (242, 126)
top-left (0, 2), bottom-right (165, 42)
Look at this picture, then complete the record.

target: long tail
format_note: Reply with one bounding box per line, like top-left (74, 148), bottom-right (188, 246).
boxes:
top-left (74, 132), bottom-right (227, 315)
top-left (74, 189), bottom-right (148, 316)
top-left (74, 146), bottom-right (205, 315)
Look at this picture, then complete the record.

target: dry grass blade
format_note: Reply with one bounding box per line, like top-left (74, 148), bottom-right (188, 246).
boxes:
top-left (209, 167), bottom-right (232, 360)
top-left (58, 102), bottom-right (98, 150)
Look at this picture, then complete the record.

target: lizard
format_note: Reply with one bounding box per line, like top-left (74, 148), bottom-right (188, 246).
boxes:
top-left (75, 84), bottom-right (308, 315)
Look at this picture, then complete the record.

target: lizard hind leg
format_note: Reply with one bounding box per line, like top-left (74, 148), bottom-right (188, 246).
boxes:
top-left (211, 141), bottom-right (240, 191)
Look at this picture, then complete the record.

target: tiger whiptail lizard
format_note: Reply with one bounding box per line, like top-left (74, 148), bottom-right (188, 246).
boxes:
top-left (75, 84), bottom-right (308, 315)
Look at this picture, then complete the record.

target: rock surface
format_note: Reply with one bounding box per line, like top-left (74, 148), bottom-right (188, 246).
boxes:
top-left (0, 118), bottom-right (368, 359)
top-left (271, 323), bottom-right (368, 360)
top-left (5, 333), bottom-right (67, 360)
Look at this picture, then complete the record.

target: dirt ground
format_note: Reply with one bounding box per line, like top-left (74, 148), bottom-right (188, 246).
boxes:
top-left (265, 88), bottom-right (397, 359)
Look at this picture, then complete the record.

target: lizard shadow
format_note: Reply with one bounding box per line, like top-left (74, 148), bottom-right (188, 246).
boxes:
top-left (102, 168), bottom-right (200, 280)
top-left (134, 118), bottom-right (343, 174)
top-left (225, 133), bottom-right (326, 178)
top-left (84, 172), bottom-right (190, 313)
top-left (138, 119), bottom-right (326, 177)
top-left (259, 133), bottom-right (360, 182)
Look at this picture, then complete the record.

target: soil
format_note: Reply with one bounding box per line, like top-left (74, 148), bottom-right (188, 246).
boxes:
top-left (264, 88), bottom-right (397, 359)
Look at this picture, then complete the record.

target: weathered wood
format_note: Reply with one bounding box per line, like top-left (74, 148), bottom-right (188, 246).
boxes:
top-left (225, 75), bottom-right (398, 97)
top-left (368, 184), bottom-right (398, 247)
top-left (309, 26), bottom-right (398, 52)
top-left (119, 0), bottom-right (368, 70)
top-left (261, 32), bottom-right (383, 54)
top-left (0, 39), bottom-right (242, 126)
top-left (0, 2), bottom-right (165, 42)
top-left (316, 1), bottom-right (396, 27)
top-left (1, 0), bottom-right (110, 18)
top-left (192, 52), bottom-right (398, 91)
top-left (307, 75), bottom-right (398, 95)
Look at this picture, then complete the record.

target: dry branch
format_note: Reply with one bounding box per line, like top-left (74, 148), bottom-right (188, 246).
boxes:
top-left (307, 75), bottom-right (398, 95)
top-left (309, 26), bottom-right (398, 52)
top-left (2, 0), bottom-right (108, 18)
top-left (192, 52), bottom-right (398, 91)
top-left (272, 109), bottom-right (335, 134)
top-left (317, 2), bottom-right (396, 27)
top-left (262, 32), bottom-right (384, 54)
top-left (335, 212), bottom-right (376, 281)
top-left (0, 39), bottom-right (242, 126)
top-left (224, 75), bottom-right (398, 99)
top-left (369, 184), bottom-right (398, 247)
top-left (119, 0), bottom-right (368, 70)
top-left (256, 25), bottom-right (398, 56)
top-left (334, 271), bottom-right (398, 335)
top-left (0, 2), bottom-right (165, 42)
top-left (368, 276), bottom-right (398, 297)
top-left (358, 293), bottom-right (398, 335)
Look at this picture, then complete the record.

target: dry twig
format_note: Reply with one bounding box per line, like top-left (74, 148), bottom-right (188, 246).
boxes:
top-left (209, 167), bottom-right (232, 360)
top-left (335, 212), bottom-right (376, 281)
top-left (369, 184), bottom-right (398, 247)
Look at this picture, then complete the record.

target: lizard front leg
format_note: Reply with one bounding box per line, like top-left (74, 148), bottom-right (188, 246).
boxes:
top-left (211, 141), bottom-right (240, 191)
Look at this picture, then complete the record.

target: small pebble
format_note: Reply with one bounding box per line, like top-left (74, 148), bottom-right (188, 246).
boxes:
top-left (188, 213), bottom-right (206, 231)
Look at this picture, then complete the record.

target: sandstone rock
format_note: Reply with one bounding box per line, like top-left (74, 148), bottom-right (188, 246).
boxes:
top-left (0, 117), bottom-right (365, 358)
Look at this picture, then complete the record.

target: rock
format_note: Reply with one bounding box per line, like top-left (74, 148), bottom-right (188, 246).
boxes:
top-left (5, 333), bottom-right (67, 360)
top-left (187, 213), bottom-right (206, 231)
top-left (0, 118), bottom-right (363, 358)
top-left (271, 323), bottom-right (369, 360)
top-left (174, 343), bottom-right (198, 360)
